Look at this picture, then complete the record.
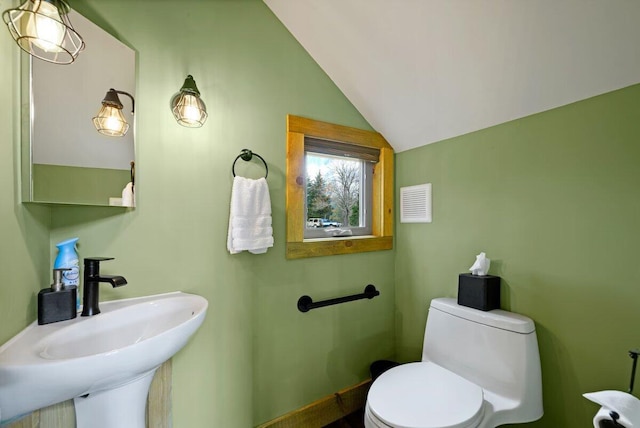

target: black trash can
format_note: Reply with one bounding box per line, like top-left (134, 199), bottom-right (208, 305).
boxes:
top-left (370, 360), bottom-right (400, 381)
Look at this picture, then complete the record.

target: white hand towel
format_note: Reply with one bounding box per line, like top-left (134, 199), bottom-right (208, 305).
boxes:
top-left (227, 177), bottom-right (274, 254)
top-left (232, 226), bottom-right (274, 240)
top-left (122, 182), bottom-right (135, 207)
top-left (584, 390), bottom-right (640, 428)
top-left (232, 216), bottom-right (272, 229)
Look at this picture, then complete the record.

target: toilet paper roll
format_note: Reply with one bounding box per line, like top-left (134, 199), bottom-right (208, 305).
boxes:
top-left (584, 390), bottom-right (640, 428)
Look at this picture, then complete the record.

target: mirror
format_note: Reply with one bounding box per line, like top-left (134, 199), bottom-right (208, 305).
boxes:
top-left (21, 9), bottom-right (136, 207)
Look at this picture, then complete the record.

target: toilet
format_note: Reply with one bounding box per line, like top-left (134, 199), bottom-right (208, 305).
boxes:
top-left (365, 298), bottom-right (543, 428)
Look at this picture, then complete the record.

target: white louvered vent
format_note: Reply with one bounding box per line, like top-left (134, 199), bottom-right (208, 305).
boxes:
top-left (400, 183), bottom-right (432, 223)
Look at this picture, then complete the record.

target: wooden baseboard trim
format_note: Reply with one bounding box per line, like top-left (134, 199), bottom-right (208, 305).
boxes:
top-left (258, 379), bottom-right (371, 428)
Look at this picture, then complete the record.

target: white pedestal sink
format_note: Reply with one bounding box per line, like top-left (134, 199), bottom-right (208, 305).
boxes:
top-left (0, 292), bottom-right (208, 427)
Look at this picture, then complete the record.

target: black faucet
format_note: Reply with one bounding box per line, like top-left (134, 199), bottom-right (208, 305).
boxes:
top-left (81, 257), bottom-right (127, 317)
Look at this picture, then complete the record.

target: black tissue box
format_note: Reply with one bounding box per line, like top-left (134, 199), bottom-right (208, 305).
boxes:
top-left (458, 274), bottom-right (500, 311)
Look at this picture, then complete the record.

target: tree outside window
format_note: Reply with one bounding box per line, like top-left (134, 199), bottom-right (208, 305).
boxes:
top-left (328, 160), bottom-right (360, 227)
top-left (306, 170), bottom-right (332, 220)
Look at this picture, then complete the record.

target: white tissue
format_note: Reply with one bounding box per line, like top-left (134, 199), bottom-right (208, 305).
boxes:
top-left (469, 252), bottom-right (490, 276)
top-left (584, 390), bottom-right (640, 428)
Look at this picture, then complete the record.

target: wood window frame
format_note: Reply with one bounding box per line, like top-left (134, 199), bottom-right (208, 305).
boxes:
top-left (286, 115), bottom-right (394, 259)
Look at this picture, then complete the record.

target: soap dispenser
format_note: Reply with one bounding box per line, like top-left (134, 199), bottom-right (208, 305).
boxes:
top-left (38, 268), bottom-right (77, 325)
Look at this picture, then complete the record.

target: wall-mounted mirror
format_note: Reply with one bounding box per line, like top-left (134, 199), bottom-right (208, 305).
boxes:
top-left (21, 9), bottom-right (136, 207)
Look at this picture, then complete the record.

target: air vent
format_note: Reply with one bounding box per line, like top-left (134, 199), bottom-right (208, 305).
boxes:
top-left (400, 183), bottom-right (432, 223)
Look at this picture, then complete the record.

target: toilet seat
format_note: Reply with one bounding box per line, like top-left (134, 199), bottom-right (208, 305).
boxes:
top-left (367, 362), bottom-right (485, 428)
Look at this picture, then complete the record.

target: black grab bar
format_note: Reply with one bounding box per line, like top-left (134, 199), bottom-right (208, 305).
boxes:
top-left (629, 349), bottom-right (639, 394)
top-left (297, 284), bottom-right (380, 313)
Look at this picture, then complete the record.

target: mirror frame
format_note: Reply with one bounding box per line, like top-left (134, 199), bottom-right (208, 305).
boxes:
top-left (20, 10), bottom-right (136, 207)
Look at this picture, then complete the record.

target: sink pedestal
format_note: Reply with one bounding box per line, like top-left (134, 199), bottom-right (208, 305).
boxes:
top-left (74, 369), bottom-right (156, 428)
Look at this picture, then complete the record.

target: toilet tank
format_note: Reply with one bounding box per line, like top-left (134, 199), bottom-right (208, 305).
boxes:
top-left (422, 298), bottom-right (542, 422)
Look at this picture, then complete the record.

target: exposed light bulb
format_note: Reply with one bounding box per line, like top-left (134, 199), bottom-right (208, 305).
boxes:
top-left (27, 1), bottom-right (65, 52)
top-left (179, 95), bottom-right (203, 125)
top-left (171, 75), bottom-right (207, 128)
top-left (92, 89), bottom-right (134, 137)
top-left (3, 0), bottom-right (85, 64)
top-left (93, 105), bottom-right (129, 137)
top-left (104, 115), bottom-right (122, 133)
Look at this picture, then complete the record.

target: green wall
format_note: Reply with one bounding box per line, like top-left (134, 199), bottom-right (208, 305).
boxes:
top-left (32, 164), bottom-right (130, 206)
top-left (395, 84), bottom-right (640, 427)
top-left (4, 0), bottom-right (638, 427)
top-left (0, 0), bottom-right (51, 346)
top-left (1, 0), bottom-right (395, 426)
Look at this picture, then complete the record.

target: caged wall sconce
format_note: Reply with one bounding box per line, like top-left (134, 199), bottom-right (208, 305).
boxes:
top-left (170, 75), bottom-right (208, 128)
top-left (3, 0), bottom-right (84, 65)
top-left (92, 88), bottom-right (135, 137)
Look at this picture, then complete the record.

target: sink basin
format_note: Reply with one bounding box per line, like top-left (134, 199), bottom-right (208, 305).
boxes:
top-left (0, 291), bottom-right (208, 427)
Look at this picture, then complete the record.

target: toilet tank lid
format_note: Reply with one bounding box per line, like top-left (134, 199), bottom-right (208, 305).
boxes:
top-left (430, 298), bottom-right (535, 334)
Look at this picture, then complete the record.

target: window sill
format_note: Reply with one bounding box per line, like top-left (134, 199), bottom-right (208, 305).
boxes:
top-left (288, 236), bottom-right (393, 259)
top-left (303, 234), bottom-right (375, 242)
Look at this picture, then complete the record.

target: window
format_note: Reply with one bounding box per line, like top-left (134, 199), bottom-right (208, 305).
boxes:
top-left (304, 138), bottom-right (374, 238)
top-left (286, 115), bottom-right (393, 259)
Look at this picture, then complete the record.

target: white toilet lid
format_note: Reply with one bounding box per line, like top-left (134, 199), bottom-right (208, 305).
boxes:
top-left (367, 362), bottom-right (484, 428)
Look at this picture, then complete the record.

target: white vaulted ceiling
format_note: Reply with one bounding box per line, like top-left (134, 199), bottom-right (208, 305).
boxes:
top-left (264, 0), bottom-right (640, 152)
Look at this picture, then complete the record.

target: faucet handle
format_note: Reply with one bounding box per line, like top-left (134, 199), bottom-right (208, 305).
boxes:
top-left (84, 257), bottom-right (114, 263)
top-left (84, 257), bottom-right (115, 277)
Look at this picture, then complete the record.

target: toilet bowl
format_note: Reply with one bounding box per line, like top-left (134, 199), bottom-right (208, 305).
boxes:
top-left (366, 362), bottom-right (485, 428)
top-left (364, 298), bottom-right (543, 428)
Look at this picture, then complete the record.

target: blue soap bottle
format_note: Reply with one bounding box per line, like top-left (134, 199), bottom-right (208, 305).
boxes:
top-left (53, 238), bottom-right (80, 310)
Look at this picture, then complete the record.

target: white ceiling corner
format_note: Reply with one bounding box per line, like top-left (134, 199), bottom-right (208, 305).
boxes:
top-left (264, 0), bottom-right (640, 152)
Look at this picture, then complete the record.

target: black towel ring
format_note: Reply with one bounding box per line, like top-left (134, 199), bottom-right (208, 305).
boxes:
top-left (130, 161), bottom-right (135, 189)
top-left (232, 149), bottom-right (268, 178)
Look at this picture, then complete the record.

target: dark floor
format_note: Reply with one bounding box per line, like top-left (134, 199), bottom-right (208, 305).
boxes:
top-left (323, 408), bottom-right (365, 428)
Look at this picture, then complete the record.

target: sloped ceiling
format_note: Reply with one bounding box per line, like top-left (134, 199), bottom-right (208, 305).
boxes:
top-left (264, 0), bottom-right (640, 152)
